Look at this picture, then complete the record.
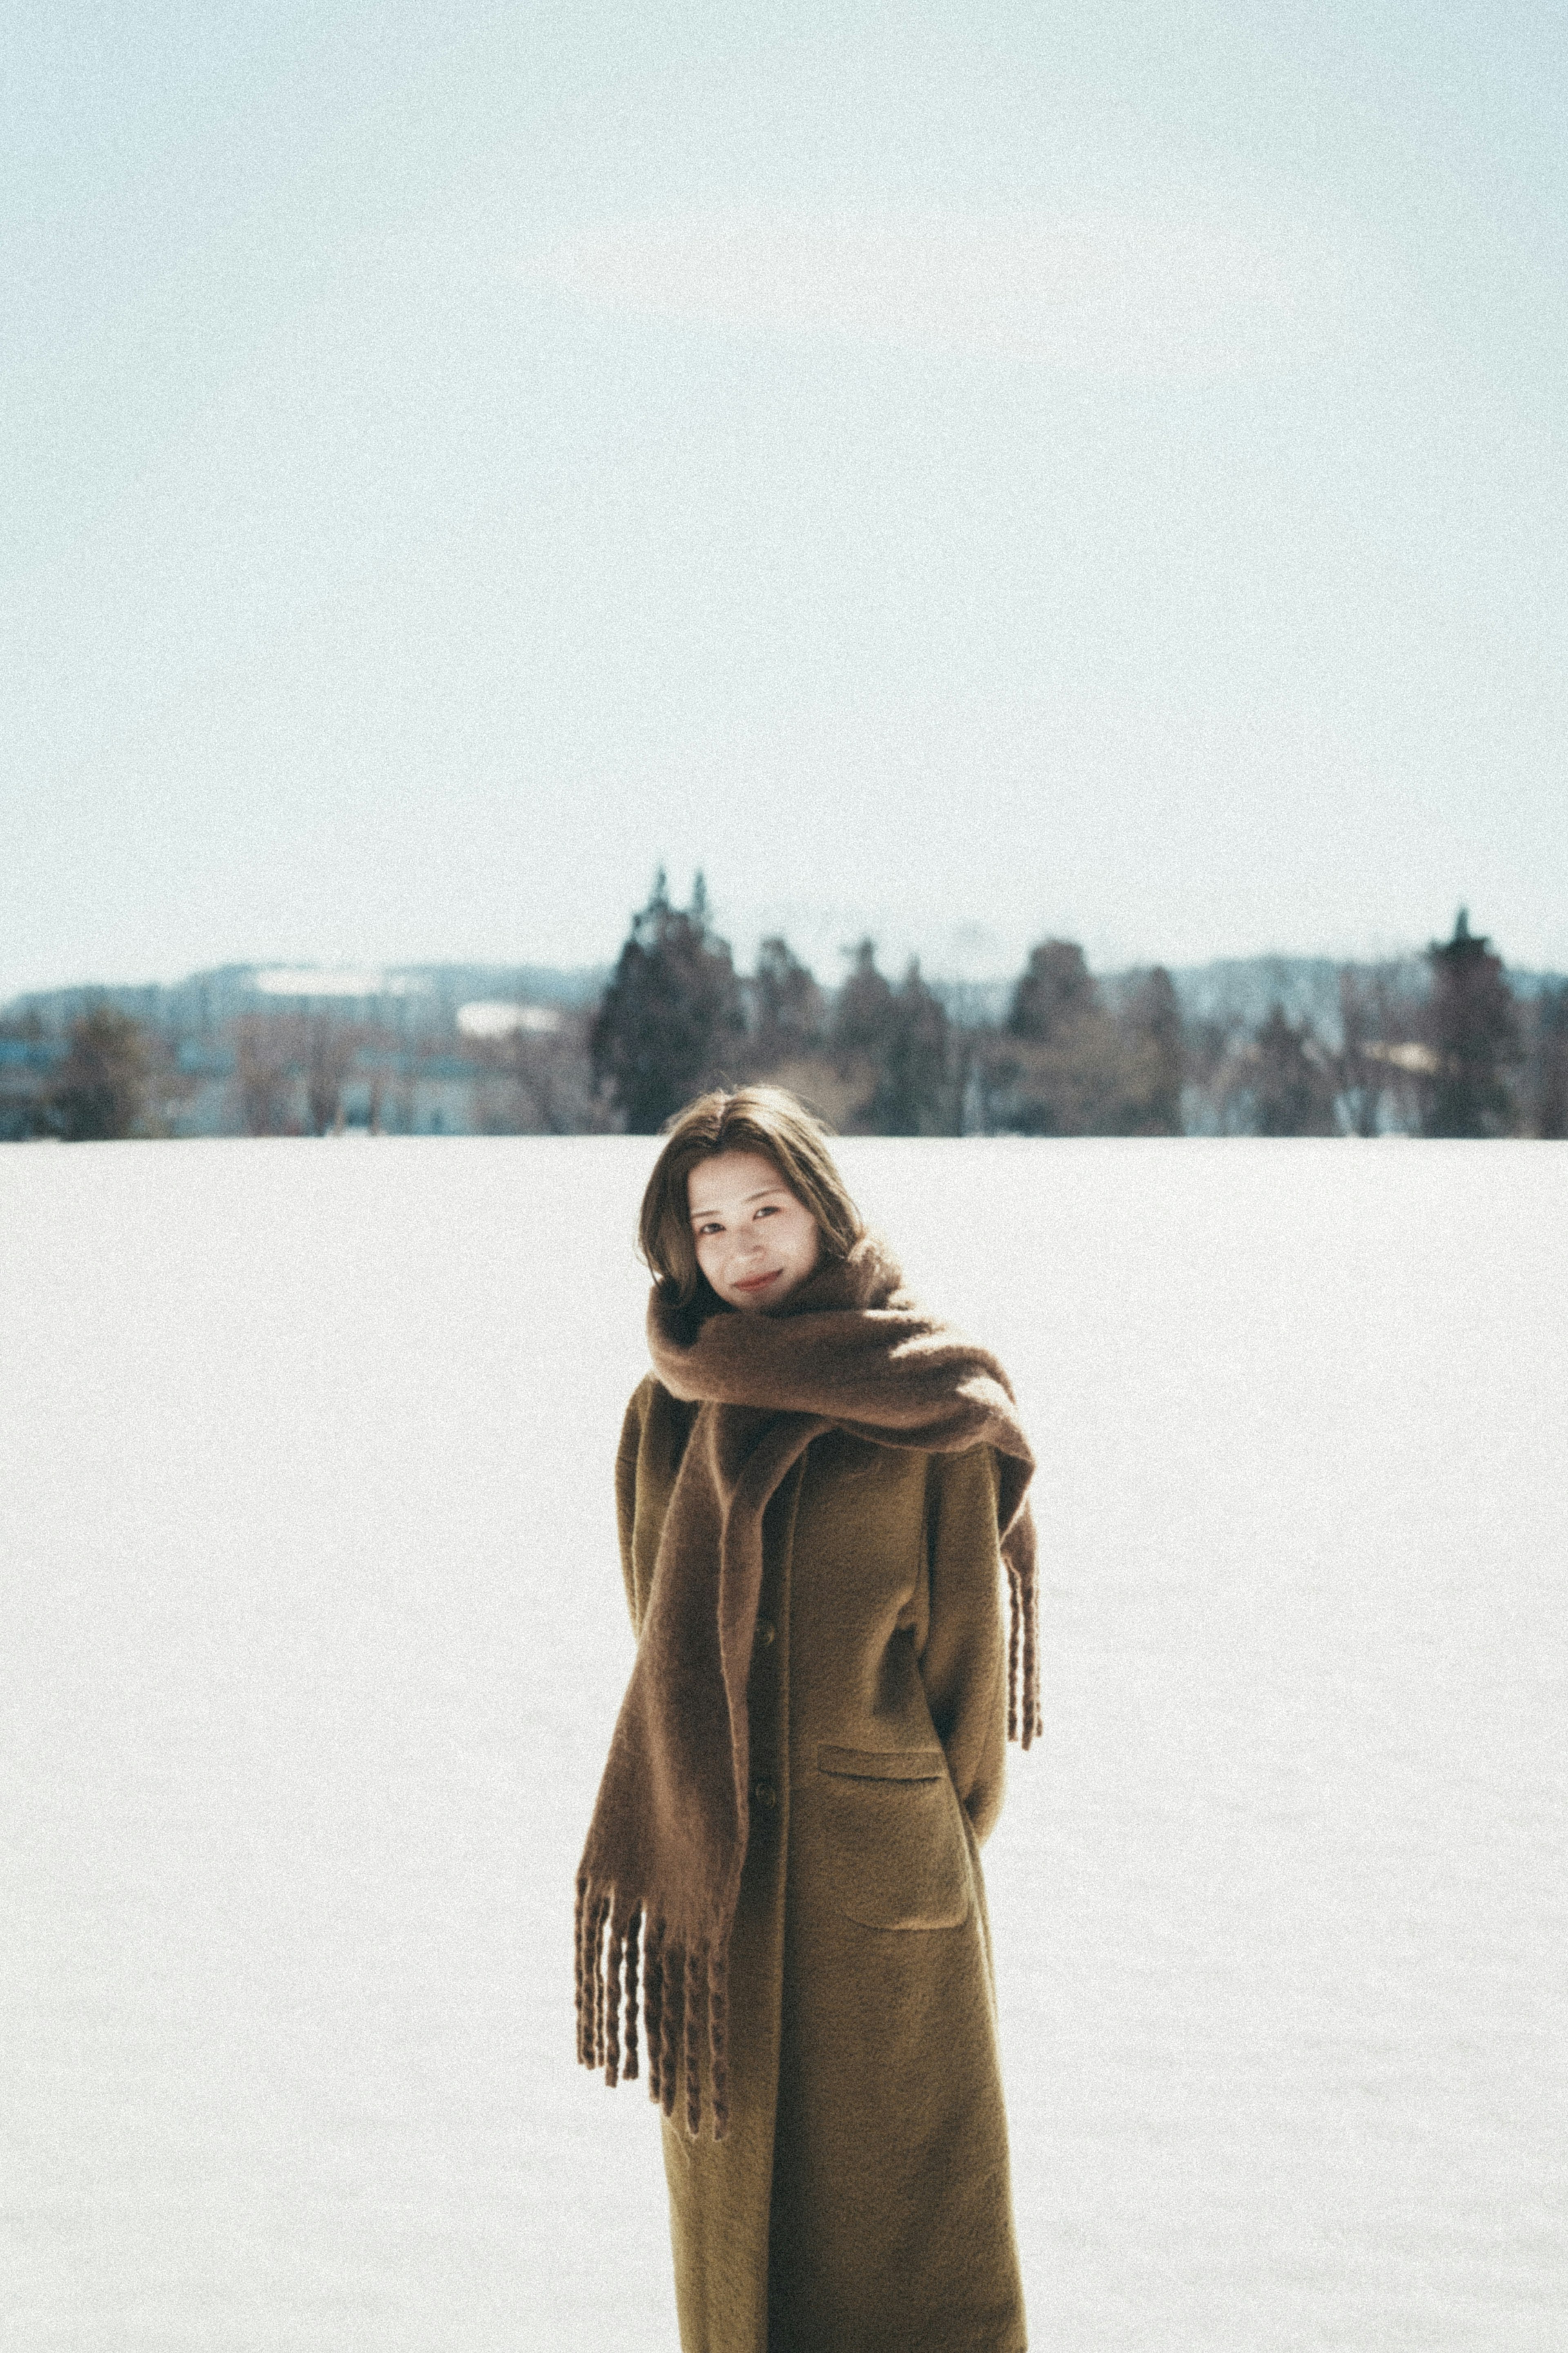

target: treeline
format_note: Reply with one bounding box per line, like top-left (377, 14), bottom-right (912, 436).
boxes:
top-left (586, 877), bottom-right (1567, 1141)
top-left (0, 1004), bottom-right (181, 1143)
top-left (4, 888), bottom-right (1565, 1140)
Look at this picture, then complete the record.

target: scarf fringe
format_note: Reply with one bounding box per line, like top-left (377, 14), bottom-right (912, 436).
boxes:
top-left (575, 1884), bottom-right (732, 2141)
top-left (575, 1563), bottom-right (1039, 2141)
top-left (1007, 1558), bottom-right (1042, 1749)
top-left (575, 1572), bottom-right (1034, 2145)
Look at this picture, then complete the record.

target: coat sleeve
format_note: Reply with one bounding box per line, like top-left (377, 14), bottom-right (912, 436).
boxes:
top-left (919, 1444), bottom-right (1009, 1846)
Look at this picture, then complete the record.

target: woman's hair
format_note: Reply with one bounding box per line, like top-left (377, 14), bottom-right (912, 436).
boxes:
top-left (639, 1085), bottom-right (864, 1307)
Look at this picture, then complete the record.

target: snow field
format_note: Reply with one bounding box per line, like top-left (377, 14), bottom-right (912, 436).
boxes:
top-left (1, 1136), bottom-right (1564, 2350)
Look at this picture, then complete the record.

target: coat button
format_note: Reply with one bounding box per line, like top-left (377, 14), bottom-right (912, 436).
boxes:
top-left (755, 1616), bottom-right (777, 1648)
top-left (752, 1780), bottom-right (777, 1809)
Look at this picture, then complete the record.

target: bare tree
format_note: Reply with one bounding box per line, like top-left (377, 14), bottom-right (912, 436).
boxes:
top-left (1180, 1010), bottom-right (1253, 1134)
top-left (233, 1017), bottom-right (298, 1136)
top-left (508, 1012), bottom-right (619, 1133)
top-left (305, 1017), bottom-right (358, 1136)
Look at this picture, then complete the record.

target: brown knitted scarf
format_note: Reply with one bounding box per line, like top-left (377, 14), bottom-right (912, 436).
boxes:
top-left (574, 1234), bottom-right (1039, 2141)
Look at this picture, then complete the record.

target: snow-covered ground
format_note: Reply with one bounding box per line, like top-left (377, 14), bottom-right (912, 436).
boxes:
top-left (2, 1136), bottom-right (1564, 2353)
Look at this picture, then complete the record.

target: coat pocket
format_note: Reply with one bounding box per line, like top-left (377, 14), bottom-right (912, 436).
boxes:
top-left (816, 1745), bottom-right (972, 1930)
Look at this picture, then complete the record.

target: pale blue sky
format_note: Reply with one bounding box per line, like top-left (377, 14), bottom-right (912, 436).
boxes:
top-left (5, 0), bottom-right (1566, 996)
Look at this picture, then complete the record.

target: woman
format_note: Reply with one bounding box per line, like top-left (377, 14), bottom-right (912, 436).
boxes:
top-left (575, 1086), bottom-right (1039, 2353)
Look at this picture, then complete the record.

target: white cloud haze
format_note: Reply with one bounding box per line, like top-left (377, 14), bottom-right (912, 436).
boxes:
top-left (523, 208), bottom-right (1345, 377)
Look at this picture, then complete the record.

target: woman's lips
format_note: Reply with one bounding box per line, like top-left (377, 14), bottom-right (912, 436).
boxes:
top-left (733, 1269), bottom-right (781, 1293)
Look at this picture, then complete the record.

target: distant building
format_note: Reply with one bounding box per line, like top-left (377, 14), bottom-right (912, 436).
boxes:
top-left (0, 963), bottom-right (606, 1140)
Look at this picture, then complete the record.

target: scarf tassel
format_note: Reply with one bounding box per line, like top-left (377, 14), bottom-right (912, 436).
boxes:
top-left (575, 1887), bottom-right (731, 2141)
top-left (1007, 1556), bottom-right (1042, 1749)
top-left (575, 1560), bottom-right (1037, 2131)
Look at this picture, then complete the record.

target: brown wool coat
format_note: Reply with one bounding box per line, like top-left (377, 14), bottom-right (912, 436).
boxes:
top-left (617, 1374), bottom-right (1029, 2353)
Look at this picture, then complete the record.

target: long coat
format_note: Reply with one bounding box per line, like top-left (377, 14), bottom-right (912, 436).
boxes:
top-left (616, 1374), bottom-right (1028, 2353)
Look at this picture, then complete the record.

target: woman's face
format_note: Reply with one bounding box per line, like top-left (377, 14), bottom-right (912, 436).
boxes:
top-left (688, 1149), bottom-right (821, 1314)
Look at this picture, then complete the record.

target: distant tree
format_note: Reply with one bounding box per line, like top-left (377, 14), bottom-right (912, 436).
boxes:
top-left (1333, 962), bottom-right (1427, 1137)
top-left (715, 937), bottom-right (855, 1130)
top-left (983, 935), bottom-right (1154, 1135)
top-left (833, 938), bottom-right (899, 1064)
top-left (48, 1004), bottom-right (151, 1141)
top-left (869, 960), bottom-right (952, 1135)
top-left (1179, 1009), bottom-right (1250, 1135)
top-left (1528, 981), bottom-right (1568, 1140)
top-left (305, 1016), bottom-right (358, 1136)
top-left (590, 870), bottom-right (746, 1132)
top-left (1007, 939), bottom-right (1097, 1043)
top-left (1248, 1004), bottom-right (1337, 1135)
top-left (1120, 965), bottom-right (1184, 1133)
top-left (1420, 909), bottom-right (1521, 1137)
top-left (233, 1016), bottom-right (298, 1136)
top-left (822, 940), bottom-right (956, 1133)
top-left (749, 936), bottom-right (826, 1072)
top-left (1334, 966), bottom-right (1388, 1137)
top-left (474, 1010), bottom-right (619, 1135)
